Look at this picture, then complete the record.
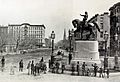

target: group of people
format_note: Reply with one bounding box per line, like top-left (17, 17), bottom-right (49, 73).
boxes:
top-left (26, 57), bottom-right (47, 76)
top-left (10, 57), bottom-right (47, 75)
top-left (49, 61), bottom-right (65, 74)
top-left (49, 60), bottom-right (109, 78)
top-left (0, 55), bottom-right (110, 78)
top-left (71, 62), bottom-right (109, 78)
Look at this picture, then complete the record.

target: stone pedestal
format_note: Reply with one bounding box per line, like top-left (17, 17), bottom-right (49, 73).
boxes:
top-left (72, 40), bottom-right (101, 66)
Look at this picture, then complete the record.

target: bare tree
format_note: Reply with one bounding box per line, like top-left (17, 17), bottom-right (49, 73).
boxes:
top-left (19, 36), bottom-right (39, 50)
top-left (0, 32), bottom-right (8, 52)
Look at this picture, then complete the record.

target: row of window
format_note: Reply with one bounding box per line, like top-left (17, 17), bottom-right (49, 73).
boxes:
top-left (28, 27), bottom-right (44, 30)
top-left (9, 26), bottom-right (44, 29)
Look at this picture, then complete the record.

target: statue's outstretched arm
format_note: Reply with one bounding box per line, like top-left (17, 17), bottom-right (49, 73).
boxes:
top-left (80, 14), bottom-right (85, 16)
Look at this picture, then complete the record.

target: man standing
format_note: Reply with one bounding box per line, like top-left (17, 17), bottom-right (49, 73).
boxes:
top-left (77, 61), bottom-right (80, 76)
top-left (56, 61), bottom-right (60, 73)
top-left (1, 56), bottom-right (5, 67)
top-left (71, 63), bottom-right (75, 75)
top-left (31, 60), bottom-right (34, 75)
top-left (61, 62), bottom-right (65, 74)
top-left (82, 62), bottom-right (87, 76)
top-left (19, 59), bottom-right (23, 72)
top-left (27, 61), bottom-right (31, 75)
top-left (43, 62), bottom-right (47, 74)
top-left (99, 67), bottom-right (104, 78)
top-left (69, 54), bottom-right (72, 64)
top-left (92, 63), bottom-right (99, 77)
top-left (106, 68), bottom-right (109, 78)
top-left (1, 56), bottom-right (5, 72)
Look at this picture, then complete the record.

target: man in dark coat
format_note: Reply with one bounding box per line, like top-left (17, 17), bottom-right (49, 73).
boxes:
top-left (82, 62), bottom-right (87, 76)
top-left (1, 56), bottom-right (5, 68)
top-left (61, 63), bottom-right (65, 74)
top-left (92, 63), bottom-right (99, 77)
top-left (1, 56), bottom-right (5, 72)
top-left (19, 59), bottom-right (23, 72)
top-left (106, 68), bottom-right (109, 78)
top-left (99, 67), bottom-right (104, 78)
top-left (69, 54), bottom-right (72, 64)
top-left (71, 63), bottom-right (75, 75)
top-left (56, 61), bottom-right (60, 73)
top-left (31, 60), bottom-right (34, 75)
top-left (77, 61), bottom-right (80, 76)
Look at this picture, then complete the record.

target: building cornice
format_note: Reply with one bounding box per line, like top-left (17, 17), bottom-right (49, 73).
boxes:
top-left (8, 23), bottom-right (46, 29)
top-left (109, 2), bottom-right (120, 11)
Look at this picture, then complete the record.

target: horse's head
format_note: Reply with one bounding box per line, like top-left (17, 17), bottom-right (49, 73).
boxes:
top-left (72, 20), bottom-right (77, 28)
top-left (72, 19), bottom-right (81, 28)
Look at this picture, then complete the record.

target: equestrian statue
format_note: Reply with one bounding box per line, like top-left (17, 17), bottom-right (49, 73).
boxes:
top-left (72, 12), bottom-right (100, 40)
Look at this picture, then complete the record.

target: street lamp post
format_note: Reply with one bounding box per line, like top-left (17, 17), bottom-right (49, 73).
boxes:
top-left (51, 31), bottom-right (55, 66)
top-left (114, 33), bottom-right (119, 70)
top-left (104, 31), bottom-right (109, 71)
top-left (69, 30), bottom-right (72, 54)
top-left (69, 30), bottom-right (72, 64)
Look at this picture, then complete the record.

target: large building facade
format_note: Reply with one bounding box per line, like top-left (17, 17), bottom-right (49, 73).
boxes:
top-left (109, 2), bottom-right (120, 56)
top-left (7, 23), bottom-right (45, 52)
top-left (88, 12), bottom-right (110, 56)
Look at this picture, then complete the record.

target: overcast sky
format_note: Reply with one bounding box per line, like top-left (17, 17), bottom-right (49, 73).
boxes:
top-left (0, 0), bottom-right (119, 42)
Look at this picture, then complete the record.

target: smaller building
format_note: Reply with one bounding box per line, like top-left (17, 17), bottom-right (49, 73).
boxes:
top-left (88, 12), bottom-right (110, 56)
top-left (109, 2), bottom-right (120, 56)
top-left (0, 26), bottom-right (8, 52)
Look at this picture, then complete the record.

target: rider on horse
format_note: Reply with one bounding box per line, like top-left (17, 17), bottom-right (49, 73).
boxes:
top-left (80, 11), bottom-right (88, 27)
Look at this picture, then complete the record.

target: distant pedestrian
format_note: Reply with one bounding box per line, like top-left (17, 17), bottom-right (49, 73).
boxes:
top-left (41, 57), bottom-right (44, 62)
top-left (19, 59), bottom-right (23, 72)
top-left (82, 62), bottom-right (87, 76)
top-left (10, 63), bottom-right (16, 75)
top-left (43, 62), bottom-right (47, 74)
top-left (61, 62), bottom-right (65, 74)
top-left (71, 63), bottom-right (75, 75)
top-left (106, 68), bottom-right (109, 78)
top-left (38, 61), bottom-right (42, 73)
top-left (1, 56), bottom-right (5, 67)
top-left (76, 61), bottom-right (80, 76)
top-left (69, 54), bottom-right (72, 64)
top-left (1, 56), bottom-right (5, 72)
top-left (41, 61), bottom-right (44, 72)
top-left (99, 67), bottom-right (104, 78)
top-left (48, 59), bottom-right (51, 68)
top-left (56, 61), bottom-right (60, 73)
top-left (92, 63), bottom-right (99, 77)
top-left (31, 60), bottom-right (34, 75)
top-left (52, 63), bottom-right (56, 73)
top-left (27, 61), bottom-right (31, 75)
top-left (34, 63), bottom-right (38, 76)
top-left (86, 68), bottom-right (91, 76)
top-left (36, 63), bottom-right (39, 74)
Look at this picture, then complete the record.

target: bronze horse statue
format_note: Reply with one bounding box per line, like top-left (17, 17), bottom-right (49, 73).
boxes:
top-left (72, 19), bottom-right (100, 40)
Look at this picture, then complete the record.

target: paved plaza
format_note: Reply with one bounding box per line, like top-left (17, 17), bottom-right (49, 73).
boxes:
top-left (0, 52), bottom-right (120, 82)
top-left (0, 68), bottom-right (120, 82)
